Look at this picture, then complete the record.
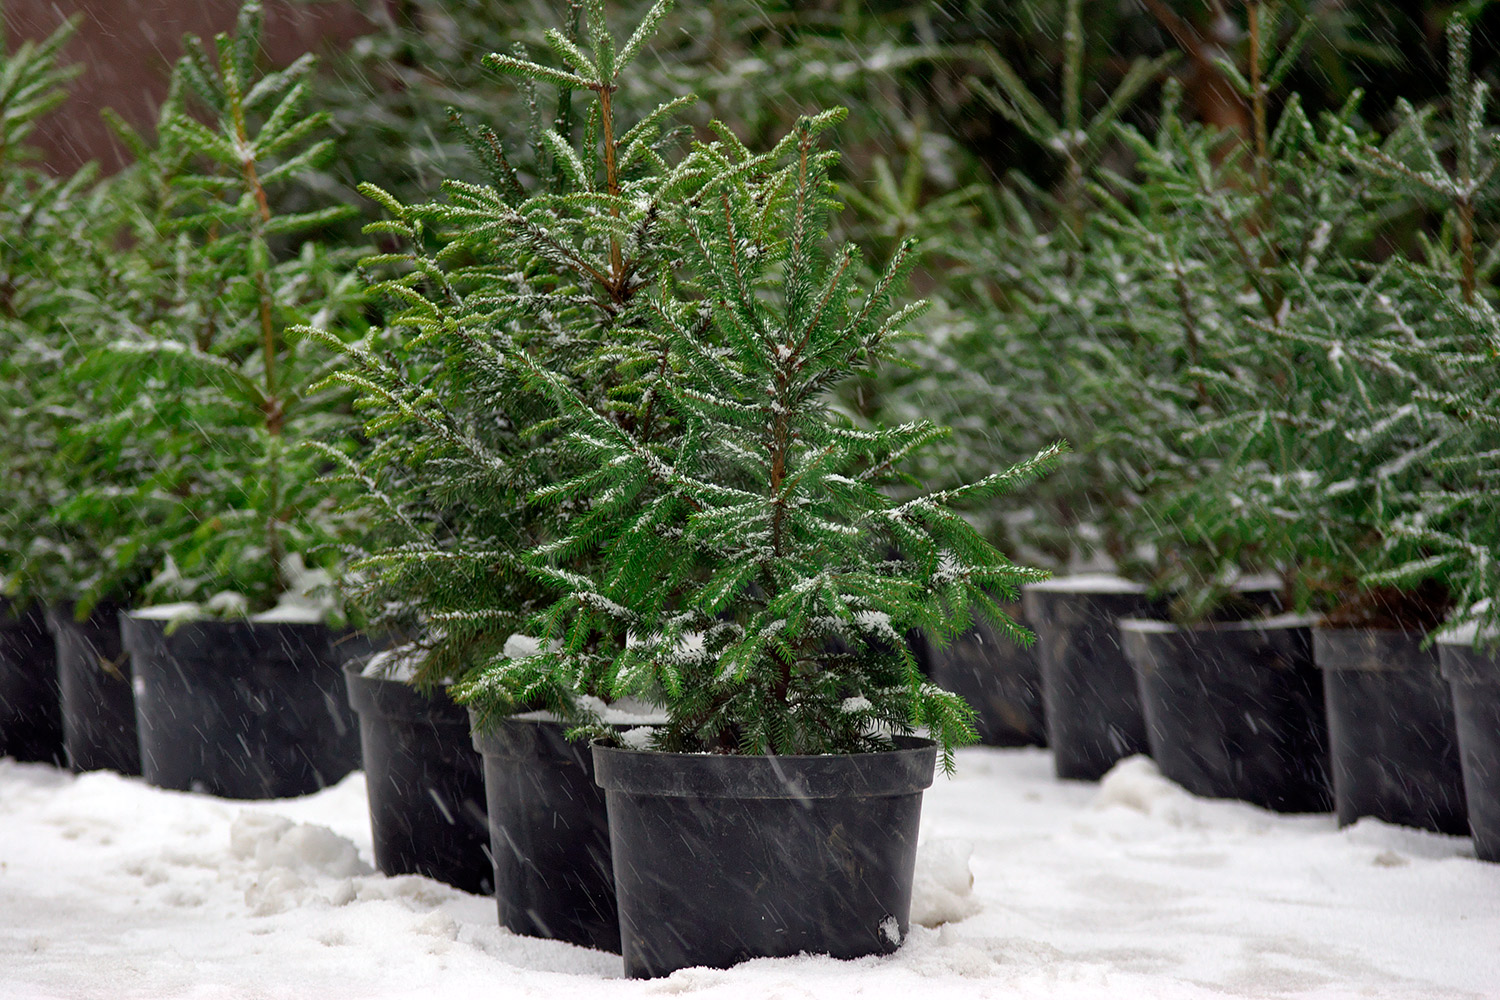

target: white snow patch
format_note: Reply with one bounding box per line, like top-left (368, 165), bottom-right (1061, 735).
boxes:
top-left (230, 813), bottom-right (372, 883)
top-left (1118, 614), bottom-right (1315, 636)
top-left (128, 602), bottom-right (204, 621)
top-left (361, 644), bottom-right (422, 682)
top-left (1229, 572), bottom-right (1283, 593)
top-left (1437, 601), bottom-right (1497, 646)
top-left (909, 839), bottom-right (981, 927)
top-left (1023, 573), bottom-right (1146, 594)
top-left (1117, 617), bottom-right (1177, 634)
top-left (250, 556), bottom-right (339, 623)
top-left (617, 726), bottom-right (656, 750)
top-left (577, 695), bottom-right (668, 725)
top-left (502, 633), bottom-right (544, 659)
top-left (205, 591), bottom-right (250, 618)
top-left (513, 696), bottom-right (667, 726)
top-left (2, 746), bottom-right (1498, 999)
top-left (1092, 756), bottom-right (1202, 820)
top-left (250, 603), bottom-right (327, 624)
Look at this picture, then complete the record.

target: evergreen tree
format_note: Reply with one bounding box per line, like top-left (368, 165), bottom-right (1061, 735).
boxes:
top-left (319, 0), bottom-right (1058, 766)
top-left (1119, 11), bottom-right (1496, 628)
top-left (1084, 4), bottom-right (1387, 619)
top-left (87, 2), bottom-right (368, 618)
top-left (314, 0), bottom-right (967, 242)
top-left (313, 0), bottom-right (704, 690)
top-left (1335, 16), bottom-right (1500, 636)
top-left (458, 113), bottom-right (1059, 769)
top-left (882, 0), bottom-right (1166, 568)
top-left (0, 11), bottom-right (94, 608)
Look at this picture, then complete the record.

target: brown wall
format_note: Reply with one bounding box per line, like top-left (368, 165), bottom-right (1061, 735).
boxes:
top-left (2, 0), bottom-right (372, 174)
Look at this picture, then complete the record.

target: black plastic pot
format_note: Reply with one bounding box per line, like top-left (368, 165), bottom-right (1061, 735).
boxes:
top-left (345, 666), bottom-right (492, 894)
top-left (470, 717), bottom-right (618, 952)
top-left (1313, 628), bottom-right (1468, 835)
top-left (1022, 577), bottom-right (1165, 780)
top-left (920, 603), bottom-right (1046, 747)
top-left (46, 603), bottom-right (139, 775)
top-left (593, 737), bottom-right (936, 979)
top-left (120, 612), bottom-right (365, 799)
top-left (1120, 616), bottom-right (1330, 812)
top-left (0, 598), bottom-right (63, 765)
top-left (1437, 638), bottom-right (1500, 861)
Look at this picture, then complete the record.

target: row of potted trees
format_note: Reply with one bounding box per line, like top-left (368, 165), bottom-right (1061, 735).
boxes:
top-left (318, 1), bottom-right (1065, 974)
top-left (0, 3), bottom-right (376, 799)
top-left (2, 0), bottom-right (1499, 982)
top-left (912, 6), bottom-right (1500, 859)
top-left (0, 0), bottom-right (1048, 978)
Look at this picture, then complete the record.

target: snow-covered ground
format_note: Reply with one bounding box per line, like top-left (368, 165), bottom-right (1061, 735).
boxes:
top-left (2, 748), bottom-right (1496, 1000)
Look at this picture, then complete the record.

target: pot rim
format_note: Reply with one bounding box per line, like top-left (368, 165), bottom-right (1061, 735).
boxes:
top-left (1119, 612), bottom-right (1316, 635)
top-left (592, 735), bottom-right (937, 800)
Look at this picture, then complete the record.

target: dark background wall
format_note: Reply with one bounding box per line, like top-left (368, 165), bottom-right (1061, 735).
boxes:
top-left (2, 0), bottom-right (370, 174)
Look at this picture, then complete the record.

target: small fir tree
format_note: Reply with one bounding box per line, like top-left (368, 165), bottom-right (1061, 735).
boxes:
top-left (318, 0), bottom-right (1058, 764)
top-left (313, 0), bottom-right (705, 689)
top-left (1081, 5), bottom-right (1387, 619)
top-left (459, 112), bottom-right (1060, 770)
top-left (87, 2), bottom-right (368, 618)
top-left (1330, 16), bottom-right (1500, 636)
top-left (0, 12), bottom-right (97, 608)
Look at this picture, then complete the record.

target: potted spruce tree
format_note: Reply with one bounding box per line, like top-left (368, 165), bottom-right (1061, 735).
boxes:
top-left (1150, 17), bottom-right (1491, 835)
top-left (1217, 263), bottom-right (1465, 833)
top-left (1104, 12), bottom-right (1385, 812)
top-left (102, 3), bottom-right (375, 799)
top-left (1395, 284), bottom-right (1500, 860)
top-left (1337, 15), bottom-right (1500, 851)
top-left (1398, 286), bottom-right (1500, 859)
top-left (316, 0), bottom-right (701, 938)
top-left (0, 14), bottom-right (90, 768)
top-left (34, 164), bottom-right (161, 776)
top-left (877, 2), bottom-right (1167, 773)
top-left (881, 0), bottom-right (1168, 754)
top-left (1297, 18), bottom-right (1492, 836)
top-left (11, 45), bottom-right (206, 777)
top-left (453, 25), bottom-right (1058, 971)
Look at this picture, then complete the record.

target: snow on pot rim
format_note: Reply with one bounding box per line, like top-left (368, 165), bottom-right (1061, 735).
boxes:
top-left (1118, 613), bottom-right (1317, 635)
top-left (1024, 572), bottom-right (1284, 599)
top-left (508, 696), bottom-right (668, 726)
top-left (358, 643), bottom-right (423, 682)
top-left (121, 608), bottom-right (366, 798)
top-left (126, 602), bottom-right (208, 622)
top-left (1023, 573), bottom-right (1147, 595)
top-left (345, 657), bottom-right (469, 726)
top-left (126, 603), bottom-right (336, 626)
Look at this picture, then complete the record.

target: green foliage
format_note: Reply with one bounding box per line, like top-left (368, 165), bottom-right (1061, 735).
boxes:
top-left (971, 0), bottom-right (1171, 250)
top-left (1084, 51), bottom-right (1384, 618)
top-left (1082, 10), bottom-right (1495, 628)
top-left (499, 112), bottom-right (1059, 771)
top-left (1332, 16), bottom-right (1500, 637)
top-left (78, 2), bottom-right (368, 617)
top-left (317, 0), bottom-right (699, 689)
top-left (877, 0), bottom-right (1167, 571)
top-left (312, 0), bottom-right (974, 242)
top-left (0, 11), bottom-right (96, 608)
top-left (323, 2), bottom-right (1057, 767)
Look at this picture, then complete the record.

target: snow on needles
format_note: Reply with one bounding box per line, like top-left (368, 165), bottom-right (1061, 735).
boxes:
top-left (2, 750), bottom-right (1498, 1000)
